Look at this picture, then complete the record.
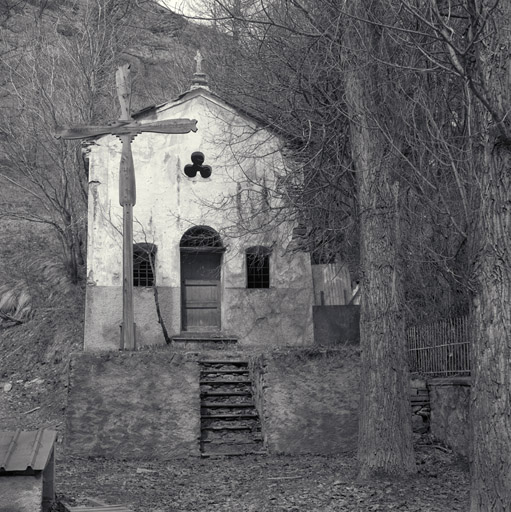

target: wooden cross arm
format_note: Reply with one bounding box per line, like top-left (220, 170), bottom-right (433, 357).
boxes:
top-left (55, 121), bottom-right (131, 140)
top-left (55, 118), bottom-right (198, 140)
top-left (139, 118), bottom-right (198, 135)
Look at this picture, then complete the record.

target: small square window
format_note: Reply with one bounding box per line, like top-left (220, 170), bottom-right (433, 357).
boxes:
top-left (133, 244), bottom-right (156, 287)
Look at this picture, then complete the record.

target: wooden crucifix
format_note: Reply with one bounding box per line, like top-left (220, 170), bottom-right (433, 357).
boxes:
top-left (56, 64), bottom-right (198, 350)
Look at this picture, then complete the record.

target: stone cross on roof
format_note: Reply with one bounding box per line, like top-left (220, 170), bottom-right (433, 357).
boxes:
top-left (194, 50), bottom-right (203, 74)
top-left (191, 49), bottom-right (209, 90)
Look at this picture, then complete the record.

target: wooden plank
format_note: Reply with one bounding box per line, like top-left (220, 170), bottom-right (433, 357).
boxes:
top-left (64, 506), bottom-right (133, 512)
top-left (55, 119), bottom-right (198, 139)
top-left (182, 279), bottom-right (220, 330)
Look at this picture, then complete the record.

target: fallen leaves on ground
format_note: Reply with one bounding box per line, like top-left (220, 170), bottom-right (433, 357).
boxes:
top-left (56, 447), bottom-right (468, 512)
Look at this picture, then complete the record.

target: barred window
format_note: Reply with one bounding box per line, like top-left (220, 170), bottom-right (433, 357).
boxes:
top-left (133, 243), bottom-right (156, 287)
top-left (246, 246), bottom-right (271, 289)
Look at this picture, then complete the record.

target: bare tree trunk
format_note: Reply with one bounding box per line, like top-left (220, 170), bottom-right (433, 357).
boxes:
top-left (146, 246), bottom-right (172, 344)
top-left (470, 141), bottom-right (511, 511)
top-left (345, 0), bottom-right (416, 479)
top-left (467, 2), bottom-right (511, 508)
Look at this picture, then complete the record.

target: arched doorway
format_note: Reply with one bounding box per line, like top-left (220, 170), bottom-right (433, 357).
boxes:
top-left (180, 226), bottom-right (223, 332)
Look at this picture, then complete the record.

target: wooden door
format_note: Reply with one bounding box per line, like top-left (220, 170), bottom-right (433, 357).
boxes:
top-left (181, 252), bottom-right (221, 331)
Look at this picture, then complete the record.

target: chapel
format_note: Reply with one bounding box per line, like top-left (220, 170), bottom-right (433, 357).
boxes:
top-left (83, 54), bottom-right (317, 351)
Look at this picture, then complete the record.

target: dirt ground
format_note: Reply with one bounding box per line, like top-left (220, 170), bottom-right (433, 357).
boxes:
top-left (56, 445), bottom-right (469, 512)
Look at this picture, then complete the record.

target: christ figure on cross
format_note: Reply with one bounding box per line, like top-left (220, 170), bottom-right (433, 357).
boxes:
top-left (56, 64), bottom-right (197, 350)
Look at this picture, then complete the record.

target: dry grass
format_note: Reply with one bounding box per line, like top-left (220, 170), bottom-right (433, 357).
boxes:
top-left (0, 283), bottom-right (32, 323)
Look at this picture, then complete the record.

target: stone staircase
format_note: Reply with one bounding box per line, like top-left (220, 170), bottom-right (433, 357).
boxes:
top-left (199, 359), bottom-right (265, 457)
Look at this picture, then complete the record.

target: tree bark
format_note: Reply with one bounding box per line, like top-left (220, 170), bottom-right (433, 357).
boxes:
top-left (468, 2), bottom-right (511, 508)
top-left (470, 136), bottom-right (511, 512)
top-left (344, 0), bottom-right (416, 479)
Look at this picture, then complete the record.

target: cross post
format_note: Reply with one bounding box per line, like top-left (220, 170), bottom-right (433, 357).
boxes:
top-left (56, 64), bottom-right (198, 350)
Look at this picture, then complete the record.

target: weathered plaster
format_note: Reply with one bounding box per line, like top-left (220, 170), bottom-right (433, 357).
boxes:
top-left (65, 352), bottom-right (200, 459)
top-left (84, 286), bottom-right (180, 351)
top-left (223, 288), bottom-right (313, 346)
top-left (251, 348), bottom-right (360, 454)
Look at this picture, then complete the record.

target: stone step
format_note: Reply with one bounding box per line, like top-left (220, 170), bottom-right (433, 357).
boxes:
top-left (201, 412), bottom-right (259, 419)
top-left (200, 379), bottom-right (251, 385)
top-left (201, 391), bottom-right (252, 396)
top-left (172, 336), bottom-right (238, 343)
top-left (201, 425), bottom-right (256, 431)
top-left (171, 337), bottom-right (238, 350)
top-left (198, 358), bottom-right (264, 458)
top-left (201, 418), bottom-right (260, 428)
top-left (200, 450), bottom-right (267, 458)
top-left (200, 384), bottom-right (252, 394)
top-left (199, 360), bottom-right (249, 365)
top-left (202, 408), bottom-right (258, 417)
top-left (201, 396), bottom-right (253, 405)
top-left (201, 369), bottom-right (249, 374)
top-left (201, 402), bottom-right (255, 408)
top-left (202, 438), bottom-right (263, 446)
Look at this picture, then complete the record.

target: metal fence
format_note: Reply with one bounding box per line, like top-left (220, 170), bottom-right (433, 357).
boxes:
top-left (407, 316), bottom-right (471, 376)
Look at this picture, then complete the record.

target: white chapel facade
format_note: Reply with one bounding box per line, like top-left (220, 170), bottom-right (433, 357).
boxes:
top-left (83, 61), bottom-right (314, 351)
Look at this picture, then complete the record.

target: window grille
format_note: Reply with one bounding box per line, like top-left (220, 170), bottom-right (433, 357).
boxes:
top-left (246, 246), bottom-right (271, 289)
top-left (133, 243), bottom-right (156, 287)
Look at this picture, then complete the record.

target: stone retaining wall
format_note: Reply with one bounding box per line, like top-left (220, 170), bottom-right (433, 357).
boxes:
top-left (65, 351), bottom-right (200, 459)
top-left (251, 347), bottom-right (360, 455)
top-left (429, 376), bottom-right (470, 456)
top-left (64, 347), bottom-right (471, 460)
top-left (410, 378), bottom-right (430, 434)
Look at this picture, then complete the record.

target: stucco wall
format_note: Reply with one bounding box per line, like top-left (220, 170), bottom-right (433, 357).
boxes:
top-left (84, 282), bottom-right (313, 350)
top-left (87, 94), bottom-right (291, 290)
top-left (251, 348), bottom-right (360, 455)
top-left (65, 351), bottom-right (200, 459)
top-left (223, 288), bottom-right (313, 346)
top-left (84, 286), bottom-right (180, 351)
top-left (429, 377), bottom-right (470, 456)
